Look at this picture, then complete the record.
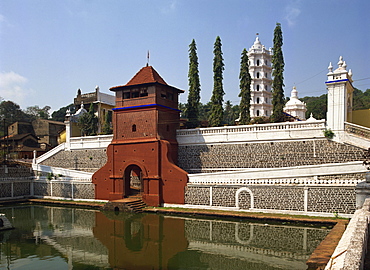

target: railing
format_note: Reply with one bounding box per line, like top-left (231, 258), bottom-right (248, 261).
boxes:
top-left (188, 177), bottom-right (362, 186)
top-left (35, 143), bottom-right (66, 164)
top-left (188, 161), bottom-right (367, 186)
top-left (345, 122), bottom-right (370, 140)
top-left (177, 120), bottom-right (326, 136)
top-left (69, 134), bottom-right (113, 150)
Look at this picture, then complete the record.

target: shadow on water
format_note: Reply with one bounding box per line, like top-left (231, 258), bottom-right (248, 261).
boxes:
top-left (0, 205), bottom-right (331, 270)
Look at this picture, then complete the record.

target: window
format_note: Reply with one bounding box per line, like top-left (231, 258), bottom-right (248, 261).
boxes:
top-left (264, 85), bottom-right (267, 91)
top-left (257, 59), bottom-right (260, 66)
top-left (256, 110), bottom-right (260, 116)
top-left (256, 72), bottom-right (260, 78)
top-left (256, 85), bottom-right (260, 91)
top-left (123, 91), bottom-right (131, 99)
top-left (140, 88), bottom-right (148, 97)
top-left (132, 124), bottom-right (136, 132)
top-left (256, 97), bottom-right (260, 104)
top-left (131, 89), bottom-right (139, 98)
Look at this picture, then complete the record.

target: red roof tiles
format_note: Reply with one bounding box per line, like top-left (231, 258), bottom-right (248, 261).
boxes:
top-left (126, 65), bottom-right (168, 86)
top-left (110, 65), bottom-right (184, 93)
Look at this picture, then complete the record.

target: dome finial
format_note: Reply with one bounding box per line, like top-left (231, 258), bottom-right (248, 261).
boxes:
top-left (337, 56), bottom-right (344, 68)
top-left (328, 62), bottom-right (333, 72)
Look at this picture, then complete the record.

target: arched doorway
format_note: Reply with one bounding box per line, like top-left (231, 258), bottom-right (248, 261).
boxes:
top-left (124, 165), bottom-right (143, 197)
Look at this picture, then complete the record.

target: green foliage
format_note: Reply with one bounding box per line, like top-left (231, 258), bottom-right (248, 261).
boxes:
top-left (271, 23), bottom-right (285, 123)
top-left (186, 39), bottom-right (201, 128)
top-left (198, 102), bottom-right (212, 126)
top-left (51, 104), bottom-right (75, 122)
top-left (323, 128), bottom-right (335, 139)
top-left (251, 116), bottom-right (271, 124)
top-left (238, 48), bottom-right (251, 125)
top-left (223, 101), bottom-right (239, 125)
top-left (78, 103), bottom-right (98, 136)
top-left (301, 94), bottom-right (327, 120)
top-left (102, 110), bottom-right (113, 135)
top-left (0, 100), bottom-right (33, 136)
top-left (353, 88), bottom-right (370, 110)
top-left (209, 36), bottom-right (225, 127)
top-left (25, 105), bottom-right (51, 120)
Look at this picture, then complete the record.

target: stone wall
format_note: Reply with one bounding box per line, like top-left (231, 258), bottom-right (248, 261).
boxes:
top-left (178, 139), bottom-right (365, 173)
top-left (40, 149), bottom-right (107, 173)
top-left (0, 165), bottom-right (34, 179)
top-left (185, 182), bottom-right (359, 215)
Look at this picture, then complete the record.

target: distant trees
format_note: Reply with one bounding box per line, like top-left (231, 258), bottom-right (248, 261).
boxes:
top-left (271, 23), bottom-right (285, 123)
top-left (301, 94), bottom-right (327, 120)
top-left (209, 36), bottom-right (225, 127)
top-left (51, 104), bottom-right (75, 122)
top-left (78, 103), bottom-right (98, 136)
top-left (0, 100), bottom-right (33, 136)
top-left (223, 101), bottom-right (240, 125)
top-left (102, 110), bottom-right (113, 135)
top-left (238, 48), bottom-right (252, 125)
top-left (185, 39), bottom-right (201, 128)
top-left (24, 105), bottom-right (51, 120)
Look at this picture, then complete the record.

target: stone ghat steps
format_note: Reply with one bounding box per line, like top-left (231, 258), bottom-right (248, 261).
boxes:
top-left (102, 197), bottom-right (146, 213)
top-left (178, 139), bottom-right (365, 171)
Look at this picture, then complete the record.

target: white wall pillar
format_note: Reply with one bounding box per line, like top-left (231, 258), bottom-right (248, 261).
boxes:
top-left (326, 56), bottom-right (354, 132)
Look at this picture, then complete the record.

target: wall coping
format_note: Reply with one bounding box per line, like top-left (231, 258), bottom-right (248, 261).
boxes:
top-left (324, 198), bottom-right (370, 269)
top-left (188, 161), bottom-right (367, 186)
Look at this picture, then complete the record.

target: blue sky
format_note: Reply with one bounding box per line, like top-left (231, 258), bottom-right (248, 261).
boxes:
top-left (0, 0), bottom-right (369, 112)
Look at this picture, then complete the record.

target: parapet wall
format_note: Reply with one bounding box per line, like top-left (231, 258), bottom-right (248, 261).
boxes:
top-left (39, 148), bottom-right (107, 173)
top-left (178, 139), bottom-right (365, 173)
top-left (181, 176), bottom-right (362, 216)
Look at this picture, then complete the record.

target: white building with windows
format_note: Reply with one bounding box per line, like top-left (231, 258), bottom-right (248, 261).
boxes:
top-left (284, 86), bottom-right (307, 120)
top-left (248, 36), bottom-right (273, 118)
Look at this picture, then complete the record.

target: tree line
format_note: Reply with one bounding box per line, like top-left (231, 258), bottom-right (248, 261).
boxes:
top-left (184, 23), bottom-right (285, 128)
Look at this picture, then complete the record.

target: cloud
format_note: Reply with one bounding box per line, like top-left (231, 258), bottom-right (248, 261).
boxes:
top-left (161, 0), bottom-right (177, 14)
top-left (284, 1), bottom-right (301, 27)
top-left (0, 71), bottom-right (31, 107)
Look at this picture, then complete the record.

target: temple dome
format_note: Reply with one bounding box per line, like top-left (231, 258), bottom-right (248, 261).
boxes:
top-left (284, 87), bottom-right (307, 120)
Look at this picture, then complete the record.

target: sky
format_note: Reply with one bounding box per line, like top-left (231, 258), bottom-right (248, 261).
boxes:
top-left (0, 0), bottom-right (369, 112)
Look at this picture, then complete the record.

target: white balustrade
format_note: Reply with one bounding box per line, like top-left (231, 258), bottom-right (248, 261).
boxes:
top-left (177, 120), bottom-right (326, 144)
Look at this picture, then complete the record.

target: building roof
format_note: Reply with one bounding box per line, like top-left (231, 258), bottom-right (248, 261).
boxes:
top-left (125, 65), bottom-right (168, 86)
top-left (110, 65), bottom-right (184, 93)
top-left (0, 133), bottom-right (39, 142)
top-left (110, 65), bottom-right (171, 91)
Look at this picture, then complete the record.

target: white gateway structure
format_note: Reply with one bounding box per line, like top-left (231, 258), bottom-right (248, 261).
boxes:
top-left (248, 36), bottom-right (273, 118)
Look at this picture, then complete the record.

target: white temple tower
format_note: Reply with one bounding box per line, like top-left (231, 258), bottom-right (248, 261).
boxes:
top-left (326, 56), bottom-right (353, 132)
top-left (248, 36), bottom-right (273, 118)
top-left (284, 86), bottom-right (307, 120)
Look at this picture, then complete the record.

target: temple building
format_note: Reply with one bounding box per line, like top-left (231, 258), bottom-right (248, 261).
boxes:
top-left (248, 36), bottom-right (273, 118)
top-left (283, 86), bottom-right (307, 120)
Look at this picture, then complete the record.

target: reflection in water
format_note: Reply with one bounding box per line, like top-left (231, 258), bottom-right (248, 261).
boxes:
top-left (0, 205), bottom-right (330, 269)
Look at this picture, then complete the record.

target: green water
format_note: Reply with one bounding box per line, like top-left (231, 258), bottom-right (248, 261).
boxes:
top-left (0, 205), bottom-right (330, 270)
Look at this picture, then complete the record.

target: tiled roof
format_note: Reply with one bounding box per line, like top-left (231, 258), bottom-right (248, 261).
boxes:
top-left (110, 66), bottom-right (168, 90)
top-left (0, 133), bottom-right (38, 141)
top-left (125, 65), bottom-right (168, 86)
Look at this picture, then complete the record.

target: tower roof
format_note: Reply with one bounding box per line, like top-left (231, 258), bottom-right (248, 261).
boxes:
top-left (110, 65), bottom-right (183, 92)
top-left (125, 65), bottom-right (168, 86)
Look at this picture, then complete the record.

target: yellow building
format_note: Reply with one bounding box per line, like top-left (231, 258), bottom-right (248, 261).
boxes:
top-left (352, 109), bottom-right (370, 128)
top-left (72, 86), bottom-right (115, 136)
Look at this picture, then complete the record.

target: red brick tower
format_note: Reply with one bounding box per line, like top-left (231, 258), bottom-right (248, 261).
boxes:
top-left (92, 66), bottom-right (188, 206)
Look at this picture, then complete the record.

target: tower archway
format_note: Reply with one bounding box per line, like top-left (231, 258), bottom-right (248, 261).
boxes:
top-left (124, 164), bottom-right (143, 197)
